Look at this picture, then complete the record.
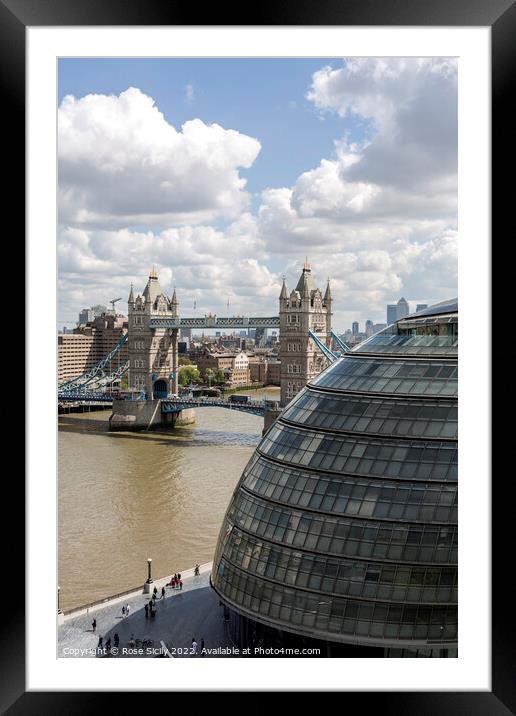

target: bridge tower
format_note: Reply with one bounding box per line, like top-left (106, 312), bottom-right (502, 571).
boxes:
top-left (127, 268), bottom-right (179, 398)
top-left (279, 262), bottom-right (333, 407)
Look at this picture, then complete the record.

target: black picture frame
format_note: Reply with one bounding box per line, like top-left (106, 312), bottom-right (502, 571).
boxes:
top-left (5, 0), bottom-right (508, 709)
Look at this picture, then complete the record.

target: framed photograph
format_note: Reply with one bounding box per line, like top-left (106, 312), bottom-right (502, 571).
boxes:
top-left (7, 0), bottom-right (509, 707)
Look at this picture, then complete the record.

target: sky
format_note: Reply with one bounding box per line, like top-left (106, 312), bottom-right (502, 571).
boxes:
top-left (58, 57), bottom-right (457, 331)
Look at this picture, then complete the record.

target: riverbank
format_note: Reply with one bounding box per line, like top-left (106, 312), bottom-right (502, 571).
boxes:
top-left (58, 562), bottom-right (238, 658)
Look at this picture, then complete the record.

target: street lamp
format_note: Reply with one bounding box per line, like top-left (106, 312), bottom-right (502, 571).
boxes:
top-left (57, 585), bottom-right (62, 614)
top-left (146, 558), bottom-right (153, 584)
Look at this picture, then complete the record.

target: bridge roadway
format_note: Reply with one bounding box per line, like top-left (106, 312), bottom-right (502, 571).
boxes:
top-left (161, 396), bottom-right (268, 417)
top-left (149, 314), bottom-right (279, 330)
top-left (58, 393), bottom-right (270, 416)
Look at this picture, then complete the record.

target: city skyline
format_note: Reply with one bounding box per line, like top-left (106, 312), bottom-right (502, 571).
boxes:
top-left (58, 57), bottom-right (457, 329)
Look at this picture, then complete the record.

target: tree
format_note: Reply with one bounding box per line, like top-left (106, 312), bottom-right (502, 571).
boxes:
top-left (214, 369), bottom-right (226, 385)
top-left (205, 368), bottom-right (215, 387)
top-left (178, 356), bottom-right (192, 366)
top-left (178, 365), bottom-right (201, 387)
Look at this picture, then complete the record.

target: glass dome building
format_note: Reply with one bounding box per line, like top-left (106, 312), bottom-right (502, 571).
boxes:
top-left (212, 299), bottom-right (458, 657)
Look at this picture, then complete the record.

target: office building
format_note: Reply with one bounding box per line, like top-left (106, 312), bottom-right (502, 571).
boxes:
top-left (212, 299), bottom-right (458, 658)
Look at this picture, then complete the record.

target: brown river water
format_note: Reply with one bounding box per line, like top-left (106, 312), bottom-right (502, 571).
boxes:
top-left (58, 388), bottom-right (279, 610)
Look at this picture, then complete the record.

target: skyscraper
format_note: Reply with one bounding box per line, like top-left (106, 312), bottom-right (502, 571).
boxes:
top-left (387, 298), bottom-right (410, 324)
top-left (387, 304), bottom-right (398, 325)
top-left (352, 321), bottom-right (359, 336)
top-left (397, 297), bottom-right (410, 319)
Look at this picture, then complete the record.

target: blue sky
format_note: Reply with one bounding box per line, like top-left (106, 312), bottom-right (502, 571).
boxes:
top-left (59, 58), bottom-right (371, 199)
top-left (58, 57), bottom-right (457, 329)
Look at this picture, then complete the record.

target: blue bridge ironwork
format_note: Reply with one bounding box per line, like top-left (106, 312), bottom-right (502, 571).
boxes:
top-left (58, 392), bottom-right (268, 416)
top-left (161, 397), bottom-right (267, 417)
top-left (149, 315), bottom-right (280, 330)
top-left (58, 311), bottom-right (347, 402)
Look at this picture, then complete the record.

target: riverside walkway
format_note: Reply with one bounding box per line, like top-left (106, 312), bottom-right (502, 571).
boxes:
top-left (58, 562), bottom-right (238, 658)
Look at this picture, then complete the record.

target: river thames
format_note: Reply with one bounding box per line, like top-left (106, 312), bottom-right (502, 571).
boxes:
top-left (58, 387), bottom-right (279, 610)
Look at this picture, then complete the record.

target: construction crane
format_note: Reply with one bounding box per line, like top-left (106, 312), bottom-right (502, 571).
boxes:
top-left (110, 297), bottom-right (122, 313)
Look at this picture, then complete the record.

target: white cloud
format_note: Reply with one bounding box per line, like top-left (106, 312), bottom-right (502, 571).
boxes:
top-left (58, 61), bottom-right (457, 329)
top-left (307, 58), bottom-right (457, 190)
top-left (58, 87), bottom-right (261, 227)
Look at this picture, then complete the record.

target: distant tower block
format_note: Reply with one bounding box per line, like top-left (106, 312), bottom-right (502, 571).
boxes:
top-left (279, 261), bottom-right (333, 407)
top-left (127, 268), bottom-right (179, 398)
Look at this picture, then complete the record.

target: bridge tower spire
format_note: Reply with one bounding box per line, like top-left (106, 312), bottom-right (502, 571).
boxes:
top-left (279, 262), bottom-right (331, 407)
top-left (127, 269), bottom-right (179, 399)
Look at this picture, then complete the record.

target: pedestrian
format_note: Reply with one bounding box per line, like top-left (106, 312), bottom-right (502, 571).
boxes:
top-left (153, 586), bottom-right (158, 597)
top-left (121, 605), bottom-right (126, 618)
top-left (171, 578), bottom-right (176, 589)
top-left (114, 633), bottom-right (119, 648)
top-left (150, 607), bottom-right (156, 619)
top-left (152, 592), bottom-right (156, 603)
top-left (179, 580), bottom-right (183, 590)
top-left (105, 637), bottom-right (111, 652)
top-left (92, 618), bottom-right (96, 632)
top-left (194, 564), bottom-right (200, 576)
top-left (144, 603), bottom-right (149, 618)
top-left (200, 638), bottom-right (205, 656)
top-left (161, 586), bottom-right (166, 599)
top-left (191, 637), bottom-right (197, 655)
top-left (178, 573), bottom-right (181, 581)
top-left (97, 635), bottom-right (103, 649)
top-left (126, 604), bottom-right (130, 617)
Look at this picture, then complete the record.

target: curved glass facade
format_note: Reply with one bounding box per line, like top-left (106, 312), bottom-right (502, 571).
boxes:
top-left (212, 302), bottom-right (458, 656)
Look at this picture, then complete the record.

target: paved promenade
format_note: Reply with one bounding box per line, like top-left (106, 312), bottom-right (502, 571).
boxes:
top-left (58, 563), bottom-right (238, 658)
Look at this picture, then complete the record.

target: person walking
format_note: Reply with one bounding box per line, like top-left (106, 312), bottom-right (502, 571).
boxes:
top-left (153, 586), bottom-right (158, 598)
top-left (177, 573), bottom-right (181, 581)
top-left (200, 638), bottom-right (205, 656)
top-left (91, 618), bottom-right (96, 632)
top-left (113, 633), bottom-right (119, 648)
top-left (126, 603), bottom-right (130, 617)
top-left (191, 638), bottom-right (197, 655)
top-left (179, 580), bottom-right (183, 590)
top-left (144, 603), bottom-right (149, 618)
top-left (194, 564), bottom-right (200, 576)
top-left (161, 586), bottom-right (166, 599)
top-left (105, 637), bottom-right (111, 652)
top-left (121, 605), bottom-right (126, 618)
top-left (97, 635), bottom-right (103, 650)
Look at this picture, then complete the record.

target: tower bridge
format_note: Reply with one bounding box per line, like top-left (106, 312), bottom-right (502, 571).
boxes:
top-left (149, 315), bottom-right (280, 330)
top-left (58, 263), bottom-right (342, 428)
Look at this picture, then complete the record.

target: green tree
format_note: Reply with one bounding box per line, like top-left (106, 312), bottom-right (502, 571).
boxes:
top-left (178, 356), bottom-right (192, 366)
top-left (214, 369), bottom-right (226, 385)
top-left (205, 368), bottom-right (215, 387)
top-left (178, 365), bottom-right (201, 387)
